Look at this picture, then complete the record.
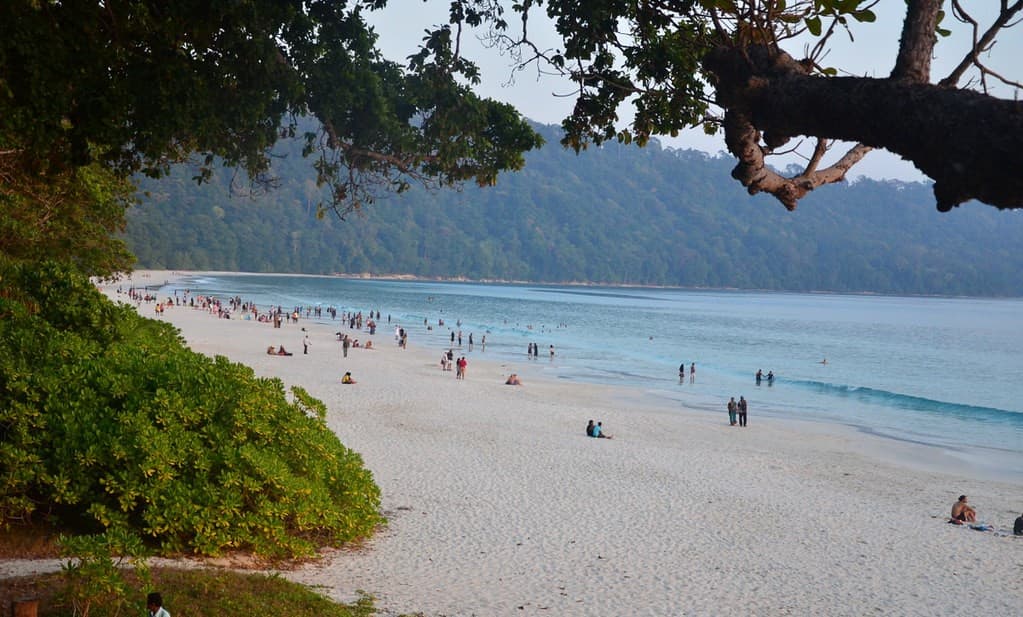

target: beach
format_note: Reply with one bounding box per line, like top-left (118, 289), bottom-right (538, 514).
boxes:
top-left (7, 271), bottom-right (1021, 616)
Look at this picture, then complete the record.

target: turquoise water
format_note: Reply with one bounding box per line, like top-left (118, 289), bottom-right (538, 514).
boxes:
top-left (158, 274), bottom-right (1023, 475)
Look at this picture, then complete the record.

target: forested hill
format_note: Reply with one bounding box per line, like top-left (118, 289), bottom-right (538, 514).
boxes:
top-left (127, 122), bottom-right (1023, 296)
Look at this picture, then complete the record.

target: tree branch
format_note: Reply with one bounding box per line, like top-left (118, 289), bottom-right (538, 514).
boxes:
top-left (890, 0), bottom-right (942, 83)
top-left (939, 0), bottom-right (1023, 89)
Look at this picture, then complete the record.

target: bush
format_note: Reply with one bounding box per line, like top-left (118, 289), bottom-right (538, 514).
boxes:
top-left (0, 260), bottom-right (382, 557)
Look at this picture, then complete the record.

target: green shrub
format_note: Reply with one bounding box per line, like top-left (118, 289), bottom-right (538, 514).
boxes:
top-left (0, 260), bottom-right (382, 557)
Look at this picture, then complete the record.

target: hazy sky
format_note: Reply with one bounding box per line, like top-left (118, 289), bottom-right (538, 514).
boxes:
top-left (365, 2), bottom-right (1022, 182)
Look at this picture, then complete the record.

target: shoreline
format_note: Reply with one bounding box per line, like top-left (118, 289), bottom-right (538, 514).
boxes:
top-left (142, 269), bottom-right (1022, 485)
top-left (6, 270), bottom-right (1018, 616)
top-left (120, 268), bottom-right (1023, 300)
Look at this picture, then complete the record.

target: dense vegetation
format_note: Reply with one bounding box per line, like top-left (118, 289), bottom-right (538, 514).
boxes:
top-left (129, 123), bottom-right (1023, 297)
top-left (0, 567), bottom-right (375, 617)
top-left (0, 259), bottom-right (382, 558)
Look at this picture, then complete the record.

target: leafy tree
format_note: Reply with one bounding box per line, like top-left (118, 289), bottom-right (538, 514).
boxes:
top-left (475, 0), bottom-right (1022, 212)
top-left (0, 158), bottom-right (135, 277)
top-left (0, 0), bottom-right (543, 234)
top-left (0, 259), bottom-right (383, 557)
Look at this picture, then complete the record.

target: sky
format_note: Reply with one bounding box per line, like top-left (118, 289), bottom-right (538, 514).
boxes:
top-left (365, 2), bottom-right (1022, 182)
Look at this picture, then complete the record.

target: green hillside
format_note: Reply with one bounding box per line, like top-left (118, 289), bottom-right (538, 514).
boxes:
top-left (127, 123), bottom-right (1023, 296)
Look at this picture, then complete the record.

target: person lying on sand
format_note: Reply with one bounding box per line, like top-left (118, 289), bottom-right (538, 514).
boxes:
top-left (505, 374), bottom-right (522, 385)
top-left (950, 495), bottom-right (977, 523)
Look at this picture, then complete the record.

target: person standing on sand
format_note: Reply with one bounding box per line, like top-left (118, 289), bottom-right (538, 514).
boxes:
top-left (690, 362), bottom-right (696, 383)
top-left (727, 397), bottom-right (737, 426)
top-left (303, 334), bottom-right (311, 355)
top-left (738, 396), bottom-right (748, 427)
top-left (342, 335), bottom-right (350, 358)
top-left (680, 362), bottom-right (686, 383)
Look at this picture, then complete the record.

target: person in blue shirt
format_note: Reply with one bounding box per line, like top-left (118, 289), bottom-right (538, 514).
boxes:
top-left (592, 421), bottom-right (613, 439)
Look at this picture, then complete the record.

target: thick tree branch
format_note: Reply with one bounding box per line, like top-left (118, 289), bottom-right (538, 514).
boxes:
top-left (706, 46), bottom-right (1023, 211)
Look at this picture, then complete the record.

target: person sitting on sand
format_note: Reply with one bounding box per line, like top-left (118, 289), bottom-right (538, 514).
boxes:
top-left (586, 420), bottom-right (595, 437)
top-left (1013, 512), bottom-right (1023, 536)
top-left (267, 346), bottom-right (275, 355)
top-left (276, 345), bottom-right (293, 356)
top-left (364, 340), bottom-right (373, 349)
top-left (341, 371), bottom-right (356, 384)
top-left (505, 373), bottom-right (522, 385)
top-left (950, 495), bottom-right (977, 523)
top-left (592, 421), bottom-right (613, 439)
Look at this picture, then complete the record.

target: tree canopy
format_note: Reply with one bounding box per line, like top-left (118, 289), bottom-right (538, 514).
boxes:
top-left (479, 0), bottom-right (1022, 211)
top-left (2, 1), bottom-right (1022, 279)
top-left (0, 0), bottom-right (543, 274)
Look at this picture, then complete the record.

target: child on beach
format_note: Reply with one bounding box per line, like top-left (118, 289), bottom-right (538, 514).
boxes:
top-left (592, 421), bottom-right (613, 439)
top-left (147, 592), bottom-right (170, 617)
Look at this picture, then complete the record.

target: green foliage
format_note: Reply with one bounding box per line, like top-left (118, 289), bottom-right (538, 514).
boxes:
top-left (3, 568), bottom-right (377, 617)
top-left (0, 260), bottom-right (383, 558)
top-left (0, 0), bottom-right (541, 216)
top-left (0, 160), bottom-right (135, 278)
top-left (58, 531), bottom-right (151, 617)
top-left (127, 122), bottom-right (1023, 297)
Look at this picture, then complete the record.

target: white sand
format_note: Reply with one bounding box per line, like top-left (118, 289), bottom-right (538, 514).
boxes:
top-left (5, 271), bottom-right (1022, 616)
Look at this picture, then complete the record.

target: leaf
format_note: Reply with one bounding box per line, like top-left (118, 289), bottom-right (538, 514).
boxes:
top-left (805, 16), bottom-right (822, 36)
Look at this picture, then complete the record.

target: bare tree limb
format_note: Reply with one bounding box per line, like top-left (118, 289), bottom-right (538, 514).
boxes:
top-left (940, 0), bottom-right (1023, 89)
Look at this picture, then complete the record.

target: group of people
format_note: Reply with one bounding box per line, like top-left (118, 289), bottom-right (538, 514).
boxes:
top-left (755, 369), bottom-right (775, 385)
top-left (585, 420), bottom-right (613, 439)
top-left (949, 495), bottom-right (1023, 535)
top-left (527, 342), bottom-right (553, 359)
top-left (266, 345), bottom-right (293, 356)
top-left (505, 373), bottom-right (523, 385)
top-left (678, 362), bottom-right (696, 383)
top-left (726, 396), bottom-right (748, 426)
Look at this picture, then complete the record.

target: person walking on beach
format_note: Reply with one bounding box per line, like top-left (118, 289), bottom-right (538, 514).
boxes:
top-left (303, 334), bottom-right (311, 355)
top-left (727, 397), bottom-right (737, 426)
top-left (342, 334), bottom-right (350, 358)
top-left (549, 344), bottom-right (555, 360)
top-left (468, 332), bottom-right (474, 351)
top-left (738, 396), bottom-right (748, 427)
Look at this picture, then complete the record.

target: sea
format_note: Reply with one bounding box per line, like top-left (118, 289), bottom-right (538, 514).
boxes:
top-left (154, 273), bottom-right (1023, 481)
